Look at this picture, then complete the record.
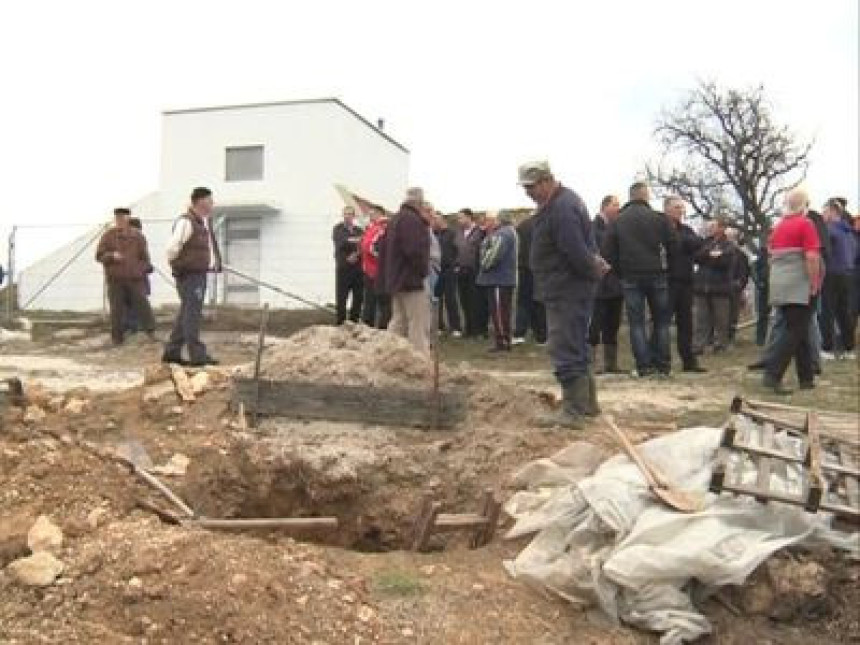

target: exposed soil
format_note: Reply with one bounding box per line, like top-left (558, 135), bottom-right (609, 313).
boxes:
top-left (1, 319), bottom-right (858, 643)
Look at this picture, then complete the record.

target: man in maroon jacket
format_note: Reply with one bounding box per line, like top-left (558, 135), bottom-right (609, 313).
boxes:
top-left (380, 188), bottom-right (431, 351)
top-left (95, 207), bottom-right (156, 346)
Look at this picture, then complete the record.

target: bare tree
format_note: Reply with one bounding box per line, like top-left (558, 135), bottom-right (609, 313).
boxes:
top-left (647, 81), bottom-right (813, 242)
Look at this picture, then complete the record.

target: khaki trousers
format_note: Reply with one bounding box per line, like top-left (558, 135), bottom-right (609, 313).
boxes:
top-left (389, 290), bottom-right (430, 352)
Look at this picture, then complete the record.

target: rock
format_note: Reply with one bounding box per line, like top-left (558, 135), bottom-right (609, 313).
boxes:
top-left (739, 557), bottom-right (829, 620)
top-left (23, 406), bottom-right (47, 424)
top-left (86, 507), bottom-right (109, 529)
top-left (189, 372), bottom-right (210, 395)
top-left (7, 552), bottom-right (64, 587)
top-left (63, 398), bottom-right (89, 415)
top-left (143, 381), bottom-right (177, 403)
top-left (357, 605), bottom-right (375, 623)
top-left (143, 365), bottom-right (172, 385)
top-left (27, 515), bottom-right (63, 555)
top-left (151, 453), bottom-right (190, 477)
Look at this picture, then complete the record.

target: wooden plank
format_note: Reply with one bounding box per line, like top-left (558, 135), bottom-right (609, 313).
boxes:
top-left (251, 303), bottom-right (270, 429)
top-left (478, 499), bottom-right (502, 548)
top-left (754, 423), bottom-right (776, 503)
top-left (233, 379), bottom-right (467, 428)
top-left (470, 489), bottom-right (495, 549)
top-left (435, 514), bottom-right (488, 530)
top-left (838, 444), bottom-right (860, 511)
top-left (728, 441), bottom-right (860, 478)
top-left (804, 413), bottom-right (825, 512)
top-left (191, 517), bottom-right (338, 531)
top-left (739, 406), bottom-right (805, 432)
top-left (709, 447), bottom-right (733, 494)
top-left (412, 500), bottom-right (442, 552)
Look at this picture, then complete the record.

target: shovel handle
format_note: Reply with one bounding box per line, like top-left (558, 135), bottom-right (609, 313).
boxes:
top-left (603, 415), bottom-right (660, 489)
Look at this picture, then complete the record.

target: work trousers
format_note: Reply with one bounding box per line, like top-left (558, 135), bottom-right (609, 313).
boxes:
top-left (361, 275), bottom-right (391, 329)
top-left (335, 267), bottom-right (364, 325)
top-left (389, 289), bottom-right (430, 352)
top-left (765, 304), bottom-right (814, 385)
top-left (487, 286), bottom-right (514, 349)
top-left (820, 273), bottom-right (856, 352)
top-left (622, 275), bottom-right (671, 374)
top-left (435, 270), bottom-right (462, 333)
top-left (755, 283), bottom-right (771, 346)
top-left (107, 278), bottom-right (155, 344)
top-left (693, 293), bottom-right (731, 353)
top-left (457, 269), bottom-right (480, 337)
top-left (668, 281), bottom-right (695, 367)
top-left (588, 296), bottom-right (623, 348)
top-left (546, 295), bottom-right (594, 385)
top-left (514, 269), bottom-right (547, 343)
top-left (728, 289), bottom-right (742, 340)
top-left (164, 272), bottom-right (208, 363)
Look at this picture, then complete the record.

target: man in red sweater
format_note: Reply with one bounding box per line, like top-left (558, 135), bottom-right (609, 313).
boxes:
top-left (360, 205), bottom-right (391, 328)
top-left (764, 188), bottom-right (822, 393)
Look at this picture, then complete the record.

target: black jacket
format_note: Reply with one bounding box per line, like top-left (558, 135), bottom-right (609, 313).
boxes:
top-left (516, 215), bottom-right (535, 273)
top-left (693, 237), bottom-right (735, 296)
top-left (530, 185), bottom-right (600, 302)
top-left (454, 225), bottom-right (484, 274)
top-left (435, 228), bottom-right (458, 272)
top-left (668, 221), bottom-right (703, 284)
top-left (594, 215), bottom-right (622, 299)
top-left (332, 221), bottom-right (364, 271)
top-left (729, 243), bottom-right (750, 293)
top-left (604, 200), bottom-right (676, 279)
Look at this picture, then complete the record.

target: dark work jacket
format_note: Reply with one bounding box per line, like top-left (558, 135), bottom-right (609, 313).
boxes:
top-left (667, 221), bottom-right (703, 284)
top-left (604, 200), bottom-right (676, 279)
top-left (594, 215), bottom-right (622, 299)
top-left (516, 215), bottom-right (535, 273)
top-left (332, 221), bottom-right (364, 271)
top-left (693, 237), bottom-right (735, 296)
top-left (379, 203), bottom-right (429, 294)
top-left (530, 185), bottom-right (599, 302)
top-left (454, 225), bottom-right (484, 273)
top-left (729, 243), bottom-right (750, 293)
top-left (96, 226), bottom-right (152, 281)
top-left (435, 227), bottom-right (458, 272)
top-left (806, 211), bottom-right (831, 267)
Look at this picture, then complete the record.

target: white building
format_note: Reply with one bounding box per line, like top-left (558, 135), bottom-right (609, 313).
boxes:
top-left (18, 98), bottom-right (410, 311)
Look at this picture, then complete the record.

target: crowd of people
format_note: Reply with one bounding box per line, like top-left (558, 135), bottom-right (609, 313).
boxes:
top-left (86, 171), bottom-right (856, 423)
top-left (334, 164), bottom-right (858, 425)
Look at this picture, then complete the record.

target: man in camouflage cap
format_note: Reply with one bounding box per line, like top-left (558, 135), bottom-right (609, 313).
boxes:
top-left (519, 161), bottom-right (609, 428)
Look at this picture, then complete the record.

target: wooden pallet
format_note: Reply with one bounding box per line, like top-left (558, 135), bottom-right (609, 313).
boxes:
top-left (410, 489), bottom-right (502, 552)
top-left (232, 379), bottom-right (467, 429)
top-left (709, 397), bottom-right (859, 523)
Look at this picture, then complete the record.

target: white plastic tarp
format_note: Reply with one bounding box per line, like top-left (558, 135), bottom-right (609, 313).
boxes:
top-left (503, 425), bottom-right (859, 645)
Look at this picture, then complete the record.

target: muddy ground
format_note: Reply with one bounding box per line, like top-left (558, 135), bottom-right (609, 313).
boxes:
top-left (0, 313), bottom-right (858, 644)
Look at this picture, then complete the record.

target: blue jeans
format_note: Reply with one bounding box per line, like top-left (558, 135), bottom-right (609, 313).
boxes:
top-left (622, 275), bottom-right (671, 374)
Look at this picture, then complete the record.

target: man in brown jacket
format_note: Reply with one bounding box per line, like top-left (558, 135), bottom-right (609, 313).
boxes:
top-left (95, 207), bottom-right (156, 345)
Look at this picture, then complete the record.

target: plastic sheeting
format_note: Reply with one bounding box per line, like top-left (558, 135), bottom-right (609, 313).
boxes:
top-left (503, 424), bottom-right (859, 645)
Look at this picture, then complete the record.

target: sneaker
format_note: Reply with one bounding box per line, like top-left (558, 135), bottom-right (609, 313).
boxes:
top-left (161, 354), bottom-right (188, 366)
top-left (682, 364), bottom-right (708, 373)
top-left (762, 376), bottom-right (792, 395)
top-left (451, 330), bottom-right (462, 339)
top-left (511, 337), bottom-right (526, 346)
top-left (632, 368), bottom-right (656, 378)
top-left (535, 340), bottom-right (548, 347)
top-left (820, 351), bottom-right (836, 361)
top-left (844, 352), bottom-right (857, 361)
top-left (747, 361), bottom-right (766, 371)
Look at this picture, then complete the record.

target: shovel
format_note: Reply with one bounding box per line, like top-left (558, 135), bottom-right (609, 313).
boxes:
top-left (603, 415), bottom-right (703, 513)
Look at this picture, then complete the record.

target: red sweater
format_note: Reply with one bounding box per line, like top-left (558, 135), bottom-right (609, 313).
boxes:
top-left (360, 218), bottom-right (388, 280)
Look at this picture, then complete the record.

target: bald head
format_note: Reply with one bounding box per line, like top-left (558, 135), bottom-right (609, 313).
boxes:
top-left (786, 188), bottom-right (809, 214)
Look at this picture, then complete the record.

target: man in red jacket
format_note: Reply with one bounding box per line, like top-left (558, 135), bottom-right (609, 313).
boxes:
top-left (360, 205), bottom-right (391, 328)
top-left (380, 188), bottom-right (431, 351)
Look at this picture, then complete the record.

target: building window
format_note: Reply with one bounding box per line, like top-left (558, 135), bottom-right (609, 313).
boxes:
top-left (225, 145), bottom-right (264, 181)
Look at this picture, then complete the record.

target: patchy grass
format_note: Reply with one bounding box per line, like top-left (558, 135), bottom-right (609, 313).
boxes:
top-left (371, 570), bottom-right (426, 597)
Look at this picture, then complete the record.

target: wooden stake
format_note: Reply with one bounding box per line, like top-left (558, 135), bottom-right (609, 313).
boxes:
top-left (252, 303), bottom-right (270, 428)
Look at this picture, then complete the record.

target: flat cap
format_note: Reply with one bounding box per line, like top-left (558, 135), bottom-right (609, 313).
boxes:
top-left (518, 160), bottom-right (552, 186)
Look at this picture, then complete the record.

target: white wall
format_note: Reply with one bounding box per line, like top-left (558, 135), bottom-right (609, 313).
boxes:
top-left (160, 100), bottom-right (409, 308)
top-left (18, 100), bottom-right (409, 312)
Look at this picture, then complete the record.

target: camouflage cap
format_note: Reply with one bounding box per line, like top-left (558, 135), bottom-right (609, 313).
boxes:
top-left (517, 160), bottom-right (553, 186)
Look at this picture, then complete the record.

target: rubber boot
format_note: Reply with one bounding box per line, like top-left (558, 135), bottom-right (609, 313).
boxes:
top-left (534, 379), bottom-right (584, 429)
top-left (570, 375), bottom-right (597, 417)
top-left (604, 344), bottom-right (624, 374)
top-left (583, 371), bottom-right (600, 417)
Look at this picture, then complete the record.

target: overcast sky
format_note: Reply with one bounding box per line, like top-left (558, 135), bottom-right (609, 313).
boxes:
top-left (0, 0), bottom-right (857, 270)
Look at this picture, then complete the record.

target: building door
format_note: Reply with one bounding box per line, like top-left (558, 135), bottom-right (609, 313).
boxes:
top-left (224, 216), bottom-right (261, 306)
